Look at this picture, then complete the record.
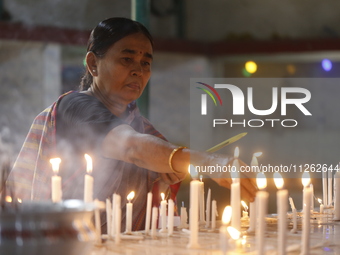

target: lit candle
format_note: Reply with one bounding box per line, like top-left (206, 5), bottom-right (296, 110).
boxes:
top-left (256, 172), bottom-right (268, 255)
top-left (115, 194), bottom-right (121, 244)
top-left (211, 199), bottom-right (217, 230)
top-left (180, 201), bottom-right (188, 228)
top-left (241, 201), bottom-right (249, 218)
top-left (106, 198), bottom-right (112, 237)
top-left (205, 188), bottom-right (211, 228)
top-left (145, 192), bottom-right (153, 234)
top-left (247, 201), bottom-right (256, 233)
top-left (289, 197), bottom-right (297, 233)
top-left (159, 192), bottom-right (167, 233)
top-left (334, 171), bottom-right (340, 220)
top-left (84, 154), bottom-right (93, 203)
top-left (187, 165), bottom-right (200, 248)
top-left (247, 152), bottom-right (262, 233)
top-left (125, 191), bottom-right (135, 234)
top-left (168, 199), bottom-right (174, 236)
top-left (231, 147), bottom-right (241, 231)
top-left (318, 198), bottom-right (324, 214)
top-left (274, 172), bottom-right (288, 255)
top-left (50, 158), bottom-right (62, 203)
top-left (301, 172), bottom-right (311, 255)
top-left (220, 206), bottom-right (232, 255)
top-left (151, 206), bottom-right (158, 239)
top-left (199, 175), bottom-right (206, 225)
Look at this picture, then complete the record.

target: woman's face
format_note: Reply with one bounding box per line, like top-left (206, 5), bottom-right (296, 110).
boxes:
top-left (93, 32), bottom-right (153, 105)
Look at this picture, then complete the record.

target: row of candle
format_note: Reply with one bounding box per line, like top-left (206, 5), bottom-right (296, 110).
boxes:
top-left (186, 146), bottom-right (325, 255)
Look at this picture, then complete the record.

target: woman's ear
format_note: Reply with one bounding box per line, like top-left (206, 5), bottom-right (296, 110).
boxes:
top-left (86, 52), bottom-right (98, 76)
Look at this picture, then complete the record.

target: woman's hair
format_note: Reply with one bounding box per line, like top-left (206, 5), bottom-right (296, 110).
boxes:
top-left (80, 17), bottom-right (154, 91)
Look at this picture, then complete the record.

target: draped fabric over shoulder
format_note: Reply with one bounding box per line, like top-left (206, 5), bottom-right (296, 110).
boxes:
top-left (7, 91), bottom-right (181, 231)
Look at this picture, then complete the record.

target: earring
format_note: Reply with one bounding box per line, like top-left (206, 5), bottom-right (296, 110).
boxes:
top-left (92, 70), bottom-right (96, 73)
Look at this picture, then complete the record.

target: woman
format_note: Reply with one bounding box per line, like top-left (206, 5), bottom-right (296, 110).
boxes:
top-left (8, 17), bottom-right (256, 231)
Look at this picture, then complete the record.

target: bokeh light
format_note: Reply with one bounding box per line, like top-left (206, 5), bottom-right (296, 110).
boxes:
top-left (322, 59), bottom-right (332, 71)
top-left (245, 61), bottom-right (257, 74)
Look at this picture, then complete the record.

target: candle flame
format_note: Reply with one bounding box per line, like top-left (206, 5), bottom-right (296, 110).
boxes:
top-left (234, 147), bottom-right (239, 158)
top-left (200, 175), bottom-right (203, 182)
top-left (241, 201), bottom-right (248, 211)
top-left (49, 158), bottom-right (61, 174)
top-left (318, 198), bottom-right (322, 204)
top-left (222, 206), bottom-right (232, 224)
top-left (188, 164), bottom-right (198, 179)
top-left (17, 198), bottom-right (22, 203)
top-left (127, 191), bottom-right (135, 202)
top-left (227, 226), bottom-right (240, 240)
top-left (256, 172), bottom-right (267, 190)
top-left (254, 152), bottom-right (262, 157)
top-left (301, 172), bottom-right (311, 187)
top-left (5, 196), bottom-right (12, 203)
top-left (273, 172), bottom-right (284, 189)
top-left (161, 192), bottom-right (165, 201)
top-left (84, 154), bottom-right (93, 174)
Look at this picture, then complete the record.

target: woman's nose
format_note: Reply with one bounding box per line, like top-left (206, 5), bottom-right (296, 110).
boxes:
top-left (131, 62), bottom-right (142, 76)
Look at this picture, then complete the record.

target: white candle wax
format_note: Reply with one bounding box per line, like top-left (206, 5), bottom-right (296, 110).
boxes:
top-left (145, 192), bottom-right (153, 234)
top-left (333, 171), bottom-right (340, 220)
top-left (115, 195), bottom-right (121, 244)
top-left (151, 206), bottom-right (158, 238)
top-left (51, 175), bottom-right (62, 203)
top-left (291, 208), bottom-right (298, 233)
top-left (256, 190), bottom-right (269, 255)
top-left (111, 194), bottom-right (117, 237)
top-left (301, 186), bottom-right (311, 255)
top-left (211, 199), bottom-right (217, 230)
top-left (277, 189), bottom-right (288, 255)
top-left (84, 174), bottom-right (93, 203)
top-left (248, 201), bottom-right (256, 233)
top-left (168, 199), bottom-right (174, 236)
top-left (106, 198), bottom-right (112, 237)
top-left (205, 188), bottom-right (211, 228)
top-left (126, 202), bottom-right (133, 234)
top-left (231, 182), bottom-right (241, 230)
top-left (199, 180), bottom-right (206, 224)
top-left (187, 180), bottom-right (200, 248)
top-left (310, 184), bottom-right (314, 212)
top-left (328, 171), bottom-right (333, 206)
top-left (84, 154), bottom-right (93, 203)
top-left (322, 171), bottom-right (328, 207)
top-left (94, 199), bottom-right (101, 244)
top-left (180, 206), bottom-right (188, 228)
top-left (160, 195), bottom-right (167, 233)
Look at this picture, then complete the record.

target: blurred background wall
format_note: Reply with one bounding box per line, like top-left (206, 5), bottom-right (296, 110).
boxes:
top-left (1, 0), bottom-right (340, 216)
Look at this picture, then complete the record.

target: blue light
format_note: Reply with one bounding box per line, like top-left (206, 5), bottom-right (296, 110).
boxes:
top-left (322, 59), bottom-right (332, 71)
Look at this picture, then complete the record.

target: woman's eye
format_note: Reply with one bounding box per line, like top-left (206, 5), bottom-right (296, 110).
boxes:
top-left (122, 57), bottom-right (132, 62)
top-left (142, 61), bottom-right (151, 66)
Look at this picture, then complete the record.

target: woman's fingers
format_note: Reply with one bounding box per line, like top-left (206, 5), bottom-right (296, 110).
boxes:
top-left (160, 172), bottom-right (186, 185)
